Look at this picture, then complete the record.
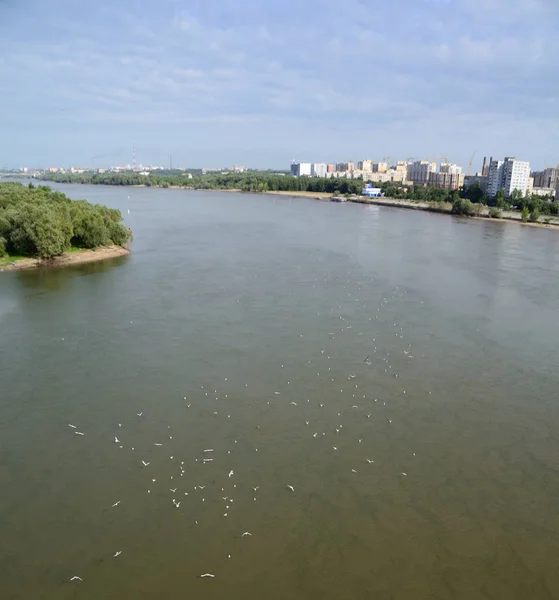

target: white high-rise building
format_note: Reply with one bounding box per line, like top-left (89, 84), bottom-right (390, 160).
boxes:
top-left (311, 163), bottom-right (327, 177)
top-left (487, 159), bottom-right (505, 197)
top-left (487, 157), bottom-right (531, 198)
top-left (290, 162), bottom-right (312, 177)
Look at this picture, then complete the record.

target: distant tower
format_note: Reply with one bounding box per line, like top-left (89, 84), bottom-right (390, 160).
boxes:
top-left (132, 144), bottom-right (136, 170)
top-left (481, 156), bottom-right (487, 177)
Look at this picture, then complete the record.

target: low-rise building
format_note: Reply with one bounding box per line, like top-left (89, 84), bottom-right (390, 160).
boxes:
top-left (531, 187), bottom-right (555, 197)
top-left (464, 174), bottom-right (488, 192)
top-left (429, 171), bottom-right (464, 190)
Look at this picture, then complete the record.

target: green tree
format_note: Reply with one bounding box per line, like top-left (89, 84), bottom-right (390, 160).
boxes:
top-left (530, 208), bottom-right (540, 223)
top-left (521, 206), bottom-right (529, 222)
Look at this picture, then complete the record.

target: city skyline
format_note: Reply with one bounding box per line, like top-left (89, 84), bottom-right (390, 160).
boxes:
top-left (1, 0), bottom-right (558, 169)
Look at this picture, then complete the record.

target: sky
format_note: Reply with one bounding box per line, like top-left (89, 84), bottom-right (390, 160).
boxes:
top-left (1, 0), bottom-right (558, 171)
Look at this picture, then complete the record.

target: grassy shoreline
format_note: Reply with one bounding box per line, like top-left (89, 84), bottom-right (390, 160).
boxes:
top-left (0, 245), bottom-right (130, 272)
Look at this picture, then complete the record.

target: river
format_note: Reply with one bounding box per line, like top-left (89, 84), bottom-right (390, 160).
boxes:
top-left (1, 183), bottom-right (559, 599)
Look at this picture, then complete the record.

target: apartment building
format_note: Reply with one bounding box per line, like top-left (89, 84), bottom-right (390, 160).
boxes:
top-left (406, 160), bottom-right (437, 185)
top-left (487, 157), bottom-right (531, 197)
top-left (311, 163), bottom-right (327, 177)
top-left (429, 172), bottom-right (465, 190)
top-left (290, 162), bottom-right (312, 177)
top-left (357, 159), bottom-right (372, 171)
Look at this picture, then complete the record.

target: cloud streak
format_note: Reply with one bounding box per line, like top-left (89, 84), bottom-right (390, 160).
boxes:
top-left (0, 0), bottom-right (557, 168)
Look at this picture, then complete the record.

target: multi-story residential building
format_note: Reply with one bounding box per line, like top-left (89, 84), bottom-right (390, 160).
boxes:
top-left (372, 162), bottom-right (388, 173)
top-left (556, 178), bottom-right (559, 200)
top-left (358, 159), bottom-right (372, 171)
top-left (487, 157), bottom-right (531, 198)
top-left (290, 162), bottom-right (312, 177)
top-left (311, 163), bottom-right (327, 177)
top-left (532, 168), bottom-right (558, 190)
top-left (429, 172), bottom-right (465, 190)
top-left (486, 159), bottom-right (504, 197)
top-left (336, 162), bottom-right (349, 172)
top-left (439, 163), bottom-right (463, 175)
top-left (406, 160), bottom-right (437, 186)
top-left (327, 164), bottom-right (335, 173)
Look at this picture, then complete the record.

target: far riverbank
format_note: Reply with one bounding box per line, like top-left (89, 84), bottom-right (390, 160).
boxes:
top-left (0, 245), bottom-right (130, 272)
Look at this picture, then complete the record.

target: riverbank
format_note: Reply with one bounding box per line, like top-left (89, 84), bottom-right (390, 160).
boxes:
top-left (0, 245), bottom-right (130, 272)
top-left (264, 190), bottom-right (559, 230)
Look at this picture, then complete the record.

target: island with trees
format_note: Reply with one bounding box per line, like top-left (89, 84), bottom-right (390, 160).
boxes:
top-left (0, 182), bottom-right (131, 270)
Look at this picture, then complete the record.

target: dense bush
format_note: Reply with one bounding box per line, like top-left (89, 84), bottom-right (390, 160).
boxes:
top-left (0, 182), bottom-right (131, 259)
top-left (451, 198), bottom-right (474, 216)
top-left (488, 207), bottom-right (502, 219)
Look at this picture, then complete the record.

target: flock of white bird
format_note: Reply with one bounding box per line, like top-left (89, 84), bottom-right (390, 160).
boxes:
top-left (67, 283), bottom-right (423, 584)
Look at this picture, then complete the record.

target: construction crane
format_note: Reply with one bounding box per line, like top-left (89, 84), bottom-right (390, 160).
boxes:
top-left (468, 150), bottom-right (476, 176)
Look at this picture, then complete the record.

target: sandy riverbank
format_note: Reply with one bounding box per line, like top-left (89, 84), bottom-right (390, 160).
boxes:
top-left (0, 245), bottom-right (130, 272)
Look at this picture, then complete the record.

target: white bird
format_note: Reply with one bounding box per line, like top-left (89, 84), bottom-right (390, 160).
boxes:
top-left (200, 573), bottom-right (215, 578)
top-left (141, 461), bottom-right (150, 467)
top-left (274, 392), bottom-right (280, 395)
top-left (253, 486), bottom-right (259, 491)
top-left (114, 436), bottom-right (120, 443)
top-left (228, 470), bottom-right (234, 478)
top-left (113, 551), bottom-right (122, 557)
top-left (286, 485), bottom-right (295, 492)
top-left (241, 532), bottom-right (252, 537)
top-left (366, 459), bottom-right (374, 464)
top-left (199, 485), bottom-right (206, 490)
top-left (290, 402), bottom-right (297, 406)
top-left (170, 488), bottom-right (177, 492)
top-left (70, 576), bottom-right (83, 581)
top-left (154, 443), bottom-right (162, 446)
top-left (137, 413), bottom-right (143, 416)
top-left (351, 469), bottom-right (357, 473)
top-left (75, 432), bottom-right (84, 436)
top-left (401, 472), bottom-right (408, 476)
top-left (118, 423), bottom-right (122, 427)
top-left (112, 501), bottom-right (121, 507)
top-left (68, 424), bottom-right (76, 429)
top-left (332, 446), bottom-right (338, 451)
top-left (203, 449), bottom-right (214, 453)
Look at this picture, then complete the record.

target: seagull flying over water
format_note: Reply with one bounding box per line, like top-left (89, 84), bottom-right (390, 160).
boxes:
top-left (242, 532), bottom-right (252, 537)
top-left (75, 432), bottom-right (84, 436)
top-left (115, 436), bottom-right (120, 443)
top-left (286, 485), bottom-right (295, 492)
top-left (113, 551), bottom-right (122, 557)
top-left (68, 424), bottom-right (76, 429)
top-left (141, 461), bottom-right (150, 467)
top-left (228, 470), bottom-right (234, 478)
top-left (137, 412), bottom-right (143, 417)
top-left (200, 573), bottom-right (215, 578)
top-left (70, 576), bottom-right (83, 582)
top-left (112, 501), bottom-right (121, 507)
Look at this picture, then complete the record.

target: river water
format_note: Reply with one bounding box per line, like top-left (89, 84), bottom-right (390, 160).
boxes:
top-left (1, 184), bottom-right (559, 599)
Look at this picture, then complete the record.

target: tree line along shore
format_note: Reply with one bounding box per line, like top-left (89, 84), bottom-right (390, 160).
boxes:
top-left (0, 182), bottom-right (131, 269)
top-left (41, 171), bottom-right (557, 224)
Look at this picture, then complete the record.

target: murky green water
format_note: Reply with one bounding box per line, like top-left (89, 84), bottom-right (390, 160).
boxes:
top-left (2, 184), bottom-right (559, 599)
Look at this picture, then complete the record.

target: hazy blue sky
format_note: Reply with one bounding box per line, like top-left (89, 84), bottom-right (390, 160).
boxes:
top-left (1, 0), bottom-right (558, 170)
